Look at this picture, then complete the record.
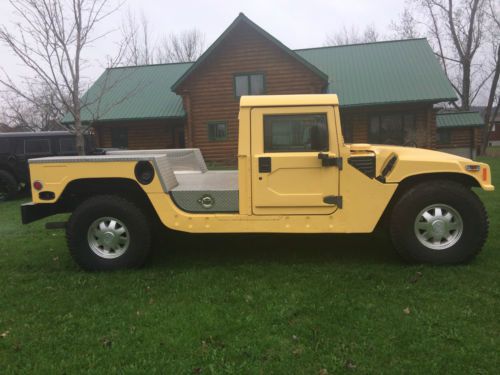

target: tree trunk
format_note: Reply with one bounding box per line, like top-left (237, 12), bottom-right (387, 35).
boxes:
top-left (480, 45), bottom-right (500, 154)
top-left (461, 60), bottom-right (472, 110)
top-left (74, 116), bottom-right (85, 156)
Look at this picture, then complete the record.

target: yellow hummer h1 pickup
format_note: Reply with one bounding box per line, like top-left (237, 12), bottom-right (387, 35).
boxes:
top-left (21, 94), bottom-right (493, 270)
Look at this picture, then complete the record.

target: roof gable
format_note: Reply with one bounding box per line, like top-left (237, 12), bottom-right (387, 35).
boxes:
top-left (296, 39), bottom-right (457, 107)
top-left (171, 13), bottom-right (328, 92)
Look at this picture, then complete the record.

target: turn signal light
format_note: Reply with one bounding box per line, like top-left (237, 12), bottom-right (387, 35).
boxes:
top-left (33, 180), bottom-right (43, 191)
top-left (483, 167), bottom-right (488, 182)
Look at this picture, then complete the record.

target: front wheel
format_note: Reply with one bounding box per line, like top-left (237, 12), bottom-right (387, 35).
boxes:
top-left (66, 195), bottom-right (152, 271)
top-left (390, 180), bottom-right (489, 264)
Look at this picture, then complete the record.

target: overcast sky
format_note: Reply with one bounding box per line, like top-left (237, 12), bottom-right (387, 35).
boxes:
top-left (0, 0), bottom-right (406, 85)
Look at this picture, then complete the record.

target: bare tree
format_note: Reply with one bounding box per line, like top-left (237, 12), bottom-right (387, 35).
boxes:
top-left (119, 11), bottom-right (205, 66)
top-left (480, 0), bottom-right (500, 152)
top-left (120, 10), bottom-right (155, 66)
top-left (400, 0), bottom-right (489, 110)
top-left (0, 0), bottom-right (122, 155)
top-left (390, 8), bottom-right (421, 39)
top-left (1, 83), bottom-right (66, 131)
top-left (325, 24), bottom-right (381, 46)
top-left (157, 29), bottom-right (205, 63)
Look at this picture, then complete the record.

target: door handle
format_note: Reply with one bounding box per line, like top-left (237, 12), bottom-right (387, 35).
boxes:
top-left (318, 153), bottom-right (343, 170)
top-left (258, 157), bottom-right (271, 173)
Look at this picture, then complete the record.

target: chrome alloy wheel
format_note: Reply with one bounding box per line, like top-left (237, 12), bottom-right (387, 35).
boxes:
top-left (87, 217), bottom-right (130, 259)
top-left (414, 204), bottom-right (463, 250)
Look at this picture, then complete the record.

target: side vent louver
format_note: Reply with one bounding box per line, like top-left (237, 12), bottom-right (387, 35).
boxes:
top-left (348, 156), bottom-right (376, 178)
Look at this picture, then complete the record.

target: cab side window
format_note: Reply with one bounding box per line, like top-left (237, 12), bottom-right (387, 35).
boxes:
top-left (264, 114), bottom-right (328, 153)
top-left (25, 139), bottom-right (50, 155)
top-left (15, 140), bottom-right (25, 154)
top-left (59, 137), bottom-right (77, 154)
top-left (0, 139), bottom-right (9, 154)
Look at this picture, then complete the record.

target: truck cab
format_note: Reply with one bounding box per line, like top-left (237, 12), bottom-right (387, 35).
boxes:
top-left (20, 94), bottom-right (493, 270)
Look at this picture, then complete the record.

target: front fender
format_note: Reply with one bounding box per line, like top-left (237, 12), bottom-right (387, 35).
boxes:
top-left (370, 146), bottom-right (494, 191)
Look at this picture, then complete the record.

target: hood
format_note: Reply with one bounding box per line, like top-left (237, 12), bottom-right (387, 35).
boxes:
top-left (347, 143), bottom-right (493, 191)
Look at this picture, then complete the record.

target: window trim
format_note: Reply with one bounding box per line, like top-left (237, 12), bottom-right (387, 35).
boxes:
top-left (25, 138), bottom-right (51, 155)
top-left (207, 120), bottom-right (228, 141)
top-left (233, 72), bottom-right (266, 98)
top-left (263, 113), bottom-right (329, 153)
top-left (368, 112), bottom-right (416, 145)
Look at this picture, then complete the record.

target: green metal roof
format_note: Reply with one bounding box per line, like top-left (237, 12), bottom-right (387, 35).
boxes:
top-left (67, 26), bottom-right (458, 123)
top-left (436, 111), bottom-right (484, 129)
top-left (62, 62), bottom-right (192, 123)
top-left (296, 39), bottom-right (457, 107)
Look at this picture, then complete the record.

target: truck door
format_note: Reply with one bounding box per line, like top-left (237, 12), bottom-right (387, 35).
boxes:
top-left (251, 106), bottom-right (341, 215)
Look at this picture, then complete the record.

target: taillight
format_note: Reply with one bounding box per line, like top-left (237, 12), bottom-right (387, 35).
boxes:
top-left (33, 180), bottom-right (43, 191)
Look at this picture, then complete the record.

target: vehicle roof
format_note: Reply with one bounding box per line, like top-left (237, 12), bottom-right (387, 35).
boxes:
top-left (239, 94), bottom-right (339, 108)
top-left (0, 131), bottom-right (73, 138)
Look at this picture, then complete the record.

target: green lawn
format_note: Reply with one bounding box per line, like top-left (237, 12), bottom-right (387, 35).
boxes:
top-left (1, 159), bottom-right (499, 374)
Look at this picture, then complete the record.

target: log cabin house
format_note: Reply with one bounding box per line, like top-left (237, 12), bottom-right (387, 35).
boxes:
top-left (68, 13), bottom-right (484, 163)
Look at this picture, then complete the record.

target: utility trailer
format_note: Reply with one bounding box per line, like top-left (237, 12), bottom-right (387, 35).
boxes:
top-left (21, 95), bottom-right (494, 270)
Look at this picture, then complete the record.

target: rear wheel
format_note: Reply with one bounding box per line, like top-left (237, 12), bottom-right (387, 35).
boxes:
top-left (390, 180), bottom-right (488, 264)
top-left (0, 170), bottom-right (18, 201)
top-left (66, 195), bottom-right (152, 271)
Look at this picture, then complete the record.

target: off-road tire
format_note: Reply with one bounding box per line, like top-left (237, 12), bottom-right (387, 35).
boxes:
top-left (66, 195), bottom-right (152, 271)
top-left (390, 180), bottom-right (488, 265)
top-left (0, 170), bottom-right (18, 201)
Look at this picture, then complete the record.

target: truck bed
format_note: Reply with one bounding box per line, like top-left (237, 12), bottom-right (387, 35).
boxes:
top-left (108, 149), bottom-right (239, 212)
top-left (30, 148), bottom-right (239, 213)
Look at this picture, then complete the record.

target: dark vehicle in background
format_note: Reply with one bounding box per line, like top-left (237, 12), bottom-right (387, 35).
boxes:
top-left (0, 131), bottom-right (95, 201)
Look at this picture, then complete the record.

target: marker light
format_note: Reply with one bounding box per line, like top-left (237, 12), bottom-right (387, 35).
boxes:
top-left (483, 167), bottom-right (488, 182)
top-left (465, 165), bottom-right (481, 172)
top-left (33, 180), bottom-right (43, 191)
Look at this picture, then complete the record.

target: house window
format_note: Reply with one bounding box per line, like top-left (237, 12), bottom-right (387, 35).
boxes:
top-left (369, 113), bottom-right (416, 145)
top-left (59, 137), bottom-right (77, 154)
top-left (111, 128), bottom-right (128, 148)
top-left (25, 139), bottom-right (50, 154)
top-left (437, 129), bottom-right (452, 144)
top-left (234, 73), bottom-right (265, 97)
top-left (208, 121), bottom-right (228, 141)
top-left (264, 114), bottom-right (328, 153)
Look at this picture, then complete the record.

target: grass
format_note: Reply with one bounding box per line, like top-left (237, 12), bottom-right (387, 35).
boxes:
top-left (486, 146), bottom-right (500, 157)
top-left (1, 159), bottom-right (499, 374)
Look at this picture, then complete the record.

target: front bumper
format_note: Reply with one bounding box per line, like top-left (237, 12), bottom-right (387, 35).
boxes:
top-left (21, 202), bottom-right (61, 224)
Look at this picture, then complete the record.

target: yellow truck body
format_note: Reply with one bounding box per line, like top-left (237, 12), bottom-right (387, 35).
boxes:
top-left (22, 94), bottom-right (494, 269)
